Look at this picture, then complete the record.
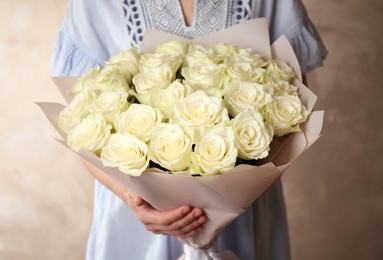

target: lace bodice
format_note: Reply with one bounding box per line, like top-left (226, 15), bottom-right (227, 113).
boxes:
top-left (121, 0), bottom-right (254, 46)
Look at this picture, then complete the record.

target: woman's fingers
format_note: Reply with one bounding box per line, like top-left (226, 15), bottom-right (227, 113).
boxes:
top-left (166, 207), bottom-right (207, 232)
top-left (162, 211), bottom-right (207, 239)
top-left (130, 194), bottom-right (207, 238)
top-left (146, 207), bottom-right (204, 229)
top-left (134, 195), bottom-right (146, 207)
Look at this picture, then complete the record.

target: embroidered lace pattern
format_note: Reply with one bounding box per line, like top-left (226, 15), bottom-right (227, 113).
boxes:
top-left (121, 0), bottom-right (254, 46)
top-left (233, 0), bottom-right (254, 24)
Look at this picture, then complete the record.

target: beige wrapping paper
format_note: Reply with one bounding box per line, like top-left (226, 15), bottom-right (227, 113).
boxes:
top-left (38, 18), bottom-right (324, 255)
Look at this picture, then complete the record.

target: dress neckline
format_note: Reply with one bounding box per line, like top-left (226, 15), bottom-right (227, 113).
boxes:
top-left (177, 0), bottom-right (196, 28)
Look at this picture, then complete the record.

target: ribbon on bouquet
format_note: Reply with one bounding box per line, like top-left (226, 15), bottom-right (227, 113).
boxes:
top-left (179, 239), bottom-right (239, 260)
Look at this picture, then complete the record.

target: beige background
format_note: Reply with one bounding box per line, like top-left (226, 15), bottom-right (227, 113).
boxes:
top-left (1, 0), bottom-right (382, 259)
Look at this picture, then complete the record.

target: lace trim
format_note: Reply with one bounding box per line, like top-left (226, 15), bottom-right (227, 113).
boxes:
top-left (233, 0), bottom-right (254, 24)
top-left (121, 0), bottom-right (146, 46)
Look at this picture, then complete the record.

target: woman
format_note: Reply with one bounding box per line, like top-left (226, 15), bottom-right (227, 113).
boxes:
top-left (51, 0), bottom-right (327, 259)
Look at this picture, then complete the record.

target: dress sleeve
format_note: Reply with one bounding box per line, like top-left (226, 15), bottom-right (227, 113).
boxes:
top-left (254, 0), bottom-right (328, 74)
top-left (50, 0), bottom-right (129, 76)
top-left (283, 18), bottom-right (328, 74)
top-left (50, 29), bottom-right (102, 76)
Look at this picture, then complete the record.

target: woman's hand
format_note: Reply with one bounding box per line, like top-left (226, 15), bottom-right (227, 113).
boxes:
top-left (126, 191), bottom-right (207, 239)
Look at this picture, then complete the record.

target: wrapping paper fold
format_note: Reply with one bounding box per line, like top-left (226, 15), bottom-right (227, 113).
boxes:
top-left (38, 18), bottom-right (324, 258)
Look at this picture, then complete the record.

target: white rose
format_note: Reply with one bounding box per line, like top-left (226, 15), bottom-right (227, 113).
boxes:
top-left (96, 66), bottom-right (129, 92)
top-left (231, 109), bottom-right (274, 160)
top-left (264, 95), bottom-right (309, 136)
top-left (225, 58), bottom-right (264, 83)
top-left (100, 133), bottom-right (149, 176)
top-left (181, 63), bottom-right (225, 97)
top-left (263, 59), bottom-right (295, 84)
top-left (132, 67), bottom-right (174, 104)
top-left (223, 80), bottom-right (274, 117)
top-left (115, 103), bottom-right (164, 143)
top-left (70, 68), bottom-right (100, 95)
top-left (67, 113), bottom-right (111, 154)
top-left (228, 46), bottom-right (266, 67)
top-left (184, 43), bottom-right (220, 68)
top-left (190, 126), bottom-right (238, 176)
top-left (149, 80), bottom-right (193, 119)
top-left (214, 42), bottom-right (234, 61)
top-left (58, 108), bottom-right (81, 134)
top-left (269, 81), bottom-right (299, 96)
top-left (89, 90), bottom-right (129, 125)
top-left (105, 47), bottom-right (139, 76)
top-left (170, 90), bottom-right (230, 138)
top-left (155, 40), bottom-right (190, 57)
top-left (58, 90), bottom-right (97, 133)
top-left (148, 123), bottom-right (191, 172)
top-left (138, 52), bottom-right (182, 74)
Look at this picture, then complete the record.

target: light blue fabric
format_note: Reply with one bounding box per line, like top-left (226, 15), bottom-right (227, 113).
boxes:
top-left (51, 1), bottom-right (327, 259)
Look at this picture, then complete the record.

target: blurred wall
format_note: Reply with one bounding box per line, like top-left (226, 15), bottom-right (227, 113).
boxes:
top-left (0, 0), bottom-right (382, 259)
top-left (0, 1), bottom-right (93, 259)
top-left (284, 1), bottom-right (383, 259)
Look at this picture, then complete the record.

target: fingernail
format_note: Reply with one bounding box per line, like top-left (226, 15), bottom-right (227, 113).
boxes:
top-left (182, 207), bottom-right (191, 215)
top-left (197, 217), bottom-right (206, 224)
top-left (193, 210), bottom-right (202, 218)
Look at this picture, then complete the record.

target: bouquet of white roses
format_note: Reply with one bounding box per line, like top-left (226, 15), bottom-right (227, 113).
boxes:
top-left (39, 18), bottom-right (323, 259)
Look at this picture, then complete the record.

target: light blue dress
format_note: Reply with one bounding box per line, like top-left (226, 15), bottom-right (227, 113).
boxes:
top-left (51, 1), bottom-right (327, 259)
